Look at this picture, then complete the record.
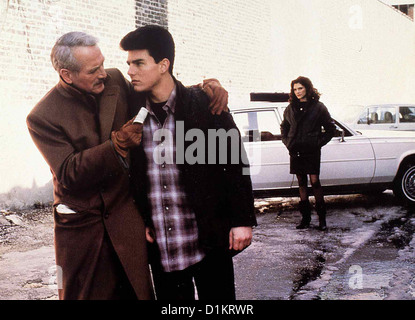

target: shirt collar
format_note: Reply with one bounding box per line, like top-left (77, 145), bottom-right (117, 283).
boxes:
top-left (146, 85), bottom-right (177, 115)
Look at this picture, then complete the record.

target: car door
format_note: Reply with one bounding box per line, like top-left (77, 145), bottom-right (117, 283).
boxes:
top-left (232, 108), bottom-right (294, 190)
top-left (318, 121), bottom-right (376, 186)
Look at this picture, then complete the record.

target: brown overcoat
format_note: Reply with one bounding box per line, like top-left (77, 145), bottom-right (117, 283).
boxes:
top-left (26, 68), bottom-right (153, 300)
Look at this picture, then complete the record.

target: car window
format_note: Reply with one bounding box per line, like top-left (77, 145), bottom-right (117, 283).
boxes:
top-left (233, 110), bottom-right (281, 142)
top-left (369, 107), bottom-right (380, 123)
top-left (359, 106), bottom-right (396, 124)
top-left (278, 106), bottom-right (287, 119)
top-left (357, 109), bottom-right (369, 124)
top-left (399, 106), bottom-right (415, 123)
top-left (380, 107), bottom-right (396, 123)
top-left (333, 120), bottom-right (353, 137)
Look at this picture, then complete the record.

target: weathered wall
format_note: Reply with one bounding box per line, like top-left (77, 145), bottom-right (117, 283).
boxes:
top-left (0, 0), bottom-right (160, 207)
top-left (317, 0), bottom-right (415, 119)
top-left (167, 0), bottom-right (274, 104)
top-left (167, 0), bottom-right (415, 118)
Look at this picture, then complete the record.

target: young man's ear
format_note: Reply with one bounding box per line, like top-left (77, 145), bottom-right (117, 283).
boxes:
top-left (60, 69), bottom-right (73, 84)
top-left (159, 58), bottom-right (170, 74)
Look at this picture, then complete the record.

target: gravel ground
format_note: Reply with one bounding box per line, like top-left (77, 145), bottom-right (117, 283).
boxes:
top-left (0, 205), bottom-right (56, 300)
top-left (1, 193), bottom-right (414, 301)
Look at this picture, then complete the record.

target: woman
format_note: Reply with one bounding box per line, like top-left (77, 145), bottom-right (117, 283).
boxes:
top-left (280, 76), bottom-right (336, 231)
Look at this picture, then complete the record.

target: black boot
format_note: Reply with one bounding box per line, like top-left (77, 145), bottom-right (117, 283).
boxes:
top-left (315, 201), bottom-right (327, 231)
top-left (296, 200), bottom-right (311, 229)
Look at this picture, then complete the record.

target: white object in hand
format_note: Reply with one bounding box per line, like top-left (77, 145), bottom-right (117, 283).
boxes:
top-left (134, 108), bottom-right (149, 124)
top-left (56, 204), bottom-right (77, 214)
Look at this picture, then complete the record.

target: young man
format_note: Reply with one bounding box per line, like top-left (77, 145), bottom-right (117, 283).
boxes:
top-left (26, 31), bottom-right (228, 300)
top-left (120, 25), bottom-right (257, 300)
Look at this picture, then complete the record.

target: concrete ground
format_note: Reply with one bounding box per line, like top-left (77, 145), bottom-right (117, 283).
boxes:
top-left (1, 192), bottom-right (414, 300)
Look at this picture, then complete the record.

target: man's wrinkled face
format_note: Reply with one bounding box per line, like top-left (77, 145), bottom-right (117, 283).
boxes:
top-left (126, 49), bottom-right (164, 93)
top-left (67, 46), bottom-right (107, 94)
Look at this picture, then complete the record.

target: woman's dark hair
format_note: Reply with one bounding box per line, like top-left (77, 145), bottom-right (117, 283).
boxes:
top-left (120, 25), bottom-right (175, 75)
top-left (289, 76), bottom-right (321, 104)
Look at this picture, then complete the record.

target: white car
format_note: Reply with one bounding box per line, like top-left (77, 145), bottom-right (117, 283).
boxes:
top-left (230, 102), bottom-right (415, 205)
top-left (351, 104), bottom-right (415, 131)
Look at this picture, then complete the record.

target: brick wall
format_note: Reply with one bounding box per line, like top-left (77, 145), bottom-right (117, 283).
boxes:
top-left (167, 0), bottom-right (415, 113)
top-left (0, 0), bottom-right (166, 203)
top-left (167, 0), bottom-right (274, 104)
top-left (135, 0), bottom-right (168, 27)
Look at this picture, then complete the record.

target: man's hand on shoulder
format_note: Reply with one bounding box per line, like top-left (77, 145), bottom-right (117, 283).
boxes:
top-left (201, 78), bottom-right (229, 115)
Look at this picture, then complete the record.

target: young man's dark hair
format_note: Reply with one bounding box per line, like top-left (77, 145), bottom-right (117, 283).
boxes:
top-left (120, 25), bottom-right (175, 75)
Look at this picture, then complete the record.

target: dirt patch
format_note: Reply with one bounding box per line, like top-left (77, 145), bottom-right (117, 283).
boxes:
top-left (0, 204), bottom-right (54, 256)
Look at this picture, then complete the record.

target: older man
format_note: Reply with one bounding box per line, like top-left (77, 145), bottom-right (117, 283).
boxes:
top-left (26, 32), bottom-right (228, 300)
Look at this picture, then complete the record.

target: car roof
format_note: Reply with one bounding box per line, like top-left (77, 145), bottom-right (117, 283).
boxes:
top-left (364, 104), bottom-right (415, 107)
top-left (229, 101), bottom-right (365, 135)
top-left (229, 101), bottom-right (288, 112)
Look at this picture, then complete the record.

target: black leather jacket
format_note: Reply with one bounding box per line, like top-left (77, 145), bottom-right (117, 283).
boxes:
top-left (130, 78), bottom-right (257, 251)
top-left (280, 100), bottom-right (336, 155)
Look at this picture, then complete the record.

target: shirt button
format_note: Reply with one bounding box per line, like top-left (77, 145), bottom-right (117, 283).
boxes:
top-left (163, 185), bottom-right (167, 189)
top-left (165, 206), bottom-right (169, 211)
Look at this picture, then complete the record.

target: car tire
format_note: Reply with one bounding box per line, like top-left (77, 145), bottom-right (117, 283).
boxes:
top-left (394, 161), bottom-right (415, 205)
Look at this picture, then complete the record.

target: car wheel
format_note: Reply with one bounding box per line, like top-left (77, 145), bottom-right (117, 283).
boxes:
top-left (394, 162), bottom-right (415, 205)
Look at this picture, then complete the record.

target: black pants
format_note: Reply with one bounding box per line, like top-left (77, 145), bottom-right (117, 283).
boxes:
top-left (151, 249), bottom-right (235, 300)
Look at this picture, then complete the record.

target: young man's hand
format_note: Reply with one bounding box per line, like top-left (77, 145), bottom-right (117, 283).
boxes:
top-left (145, 227), bottom-right (156, 243)
top-left (229, 226), bottom-right (252, 251)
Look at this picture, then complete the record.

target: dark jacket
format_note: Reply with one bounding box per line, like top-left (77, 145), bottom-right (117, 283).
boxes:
top-left (130, 79), bottom-right (257, 251)
top-left (26, 69), bottom-right (154, 300)
top-left (280, 100), bottom-right (336, 155)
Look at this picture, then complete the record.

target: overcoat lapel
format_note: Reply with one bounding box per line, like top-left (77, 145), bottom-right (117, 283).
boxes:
top-left (98, 85), bottom-right (120, 142)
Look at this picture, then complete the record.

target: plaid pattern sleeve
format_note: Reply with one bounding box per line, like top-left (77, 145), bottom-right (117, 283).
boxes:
top-left (142, 87), bottom-right (205, 272)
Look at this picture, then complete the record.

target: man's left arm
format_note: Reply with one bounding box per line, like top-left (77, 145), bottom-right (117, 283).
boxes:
top-left (214, 112), bottom-right (257, 252)
top-left (191, 81), bottom-right (255, 251)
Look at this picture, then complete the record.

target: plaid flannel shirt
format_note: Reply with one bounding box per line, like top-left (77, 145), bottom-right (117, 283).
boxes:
top-left (142, 86), bottom-right (205, 272)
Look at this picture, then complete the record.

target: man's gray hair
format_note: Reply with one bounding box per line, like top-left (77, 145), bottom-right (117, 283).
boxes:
top-left (51, 32), bottom-right (98, 72)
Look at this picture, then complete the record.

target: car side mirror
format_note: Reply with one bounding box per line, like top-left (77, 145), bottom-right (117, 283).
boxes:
top-left (337, 128), bottom-right (345, 142)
